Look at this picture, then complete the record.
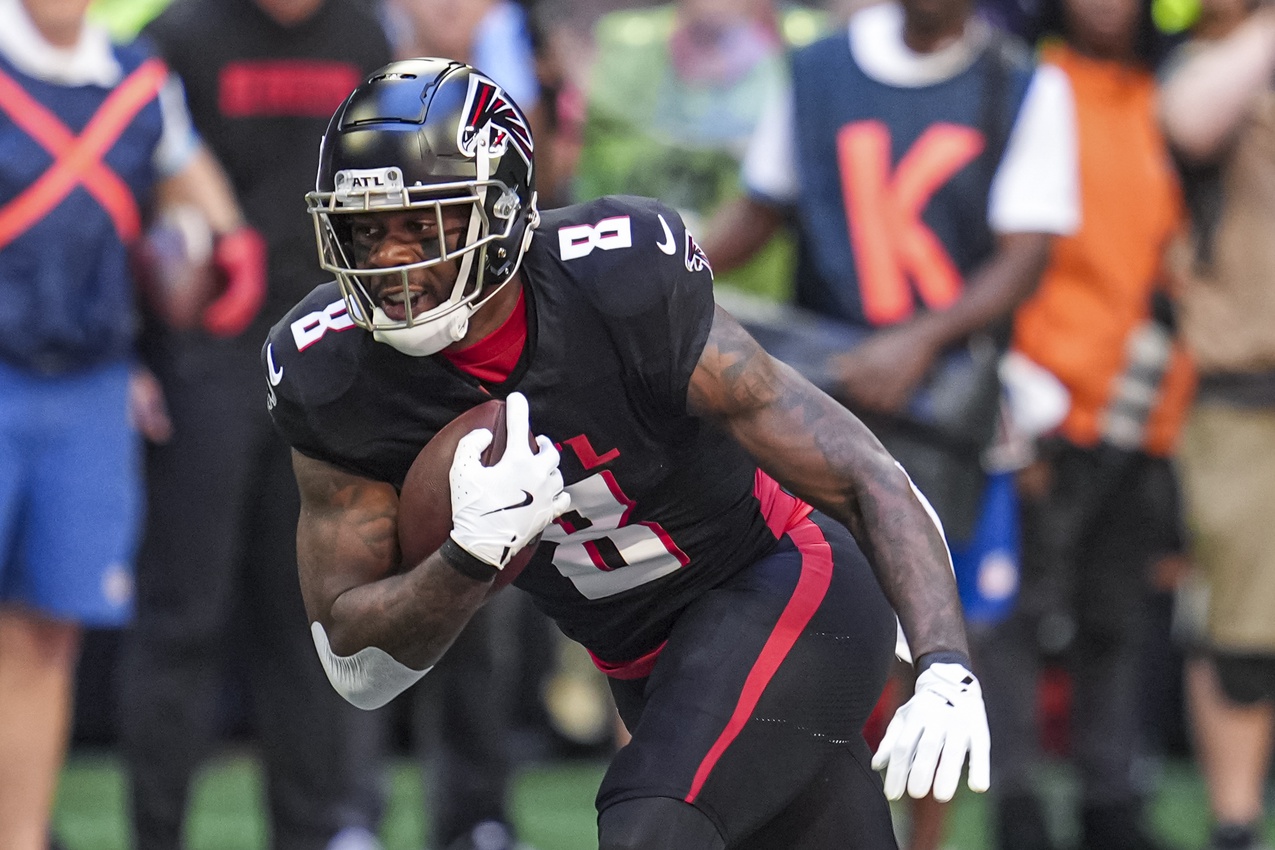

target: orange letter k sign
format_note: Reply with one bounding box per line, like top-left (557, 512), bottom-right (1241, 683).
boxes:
top-left (838, 121), bottom-right (984, 326)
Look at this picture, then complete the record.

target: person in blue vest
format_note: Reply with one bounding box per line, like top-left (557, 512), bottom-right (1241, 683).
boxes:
top-left (702, 0), bottom-right (1079, 846)
top-left (0, 0), bottom-right (261, 847)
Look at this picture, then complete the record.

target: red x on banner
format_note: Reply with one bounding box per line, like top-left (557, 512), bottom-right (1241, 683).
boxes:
top-left (0, 58), bottom-right (168, 252)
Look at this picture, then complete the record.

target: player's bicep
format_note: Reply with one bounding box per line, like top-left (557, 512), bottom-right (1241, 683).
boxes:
top-left (687, 306), bottom-right (895, 528)
top-left (292, 449), bottom-right (400, 625)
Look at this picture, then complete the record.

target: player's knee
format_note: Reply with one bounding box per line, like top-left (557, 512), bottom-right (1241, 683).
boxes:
top-left (598, 796), bottom-right (725, 850)
top-left (1211, 652), bottom-right (1275, 705)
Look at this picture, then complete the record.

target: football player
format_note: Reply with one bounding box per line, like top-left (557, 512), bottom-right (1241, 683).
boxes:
top-left (265, 58), bottom-right (989, 850)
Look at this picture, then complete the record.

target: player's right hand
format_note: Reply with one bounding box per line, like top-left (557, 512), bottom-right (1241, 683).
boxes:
top-left (448, 392), bottom-right (570, 569)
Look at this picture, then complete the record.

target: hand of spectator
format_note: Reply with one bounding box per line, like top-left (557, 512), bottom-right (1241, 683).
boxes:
top-left (128, 366), bottom-right (173, 444)
top-left (872, 659), bottom-right (990, 802)
top-left (831, 325), bottom-right (937, 414)
top-left (203, 225), bottom-right (267, 337)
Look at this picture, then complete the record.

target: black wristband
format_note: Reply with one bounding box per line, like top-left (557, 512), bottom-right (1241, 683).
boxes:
top-left (440, 537), bottom-right (500, 583)
top-left (915, 650), bottom-right (972, 675)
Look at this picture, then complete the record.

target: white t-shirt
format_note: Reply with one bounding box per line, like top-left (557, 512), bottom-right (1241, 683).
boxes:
top-left (0, 0), bottom-right (198, 177)
top-left (742, 1), bottom-right (1080, 235)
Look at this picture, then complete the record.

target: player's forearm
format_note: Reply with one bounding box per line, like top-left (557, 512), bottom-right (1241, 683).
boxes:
top-left (845, 459), bottom-right (970, 660)
top-left (321, 552), bottom-right (490, 670)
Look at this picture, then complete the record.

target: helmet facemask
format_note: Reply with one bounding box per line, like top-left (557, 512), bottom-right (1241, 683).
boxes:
top-left (308, 128), bottom-right (536, 357)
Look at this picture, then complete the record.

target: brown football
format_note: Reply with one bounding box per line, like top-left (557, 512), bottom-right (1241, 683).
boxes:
top-left (398, 399), bottom-right (540, 593)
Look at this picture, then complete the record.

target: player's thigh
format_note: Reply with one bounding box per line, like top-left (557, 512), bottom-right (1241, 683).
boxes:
top-left (734, 745), bottom-right (898, 850)
top-left (598, 513), bottom-right (896, 847)
top-left (598, 795), bottom-right (725, 850)
top-left (22, 364), bottom-right (140, 625)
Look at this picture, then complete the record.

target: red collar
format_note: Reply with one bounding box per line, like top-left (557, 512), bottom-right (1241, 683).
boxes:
top-left (442, 287), bottom-right (527, 384)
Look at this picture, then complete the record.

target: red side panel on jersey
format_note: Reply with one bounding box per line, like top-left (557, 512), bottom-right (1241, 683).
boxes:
top-left (753, 469), bottom-right (813, 538)
top-left (684, 513), bottom-right (834, 803)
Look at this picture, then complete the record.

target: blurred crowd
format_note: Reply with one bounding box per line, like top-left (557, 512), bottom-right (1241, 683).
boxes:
top-left (2, 0), bottom-right (1275, 849)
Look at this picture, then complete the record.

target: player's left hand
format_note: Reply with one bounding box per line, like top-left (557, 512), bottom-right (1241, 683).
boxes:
top-left (871, 659), bottom-right (990, 803)
top-left (203, 225), bottom-right (267, 337)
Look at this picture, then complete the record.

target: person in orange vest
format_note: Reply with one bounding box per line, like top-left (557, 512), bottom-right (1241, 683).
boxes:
top-left (0, 0), bottom-right (262, 847)
top-left (982, 0), bottom-right (1191, 847)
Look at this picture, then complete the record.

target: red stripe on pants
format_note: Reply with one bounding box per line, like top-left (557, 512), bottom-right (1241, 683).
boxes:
top-left (684, 515), bottom-right (834, 802)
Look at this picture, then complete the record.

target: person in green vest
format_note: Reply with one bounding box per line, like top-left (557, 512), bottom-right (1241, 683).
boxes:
top-left (570, 0), bottom-right (823, 303)
top-left (87, 0), bottom-right (172, 39)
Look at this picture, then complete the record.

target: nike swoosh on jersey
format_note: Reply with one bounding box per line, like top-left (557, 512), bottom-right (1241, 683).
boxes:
top-left (656, 214), bottom-right (676, 255)
top-left (481, 489), bottom-right (534, 515)
top-left (267, 344), bottom-right (284, 386)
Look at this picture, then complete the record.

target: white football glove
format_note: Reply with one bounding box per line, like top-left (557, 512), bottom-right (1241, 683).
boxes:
top-left (871, 661), bottom-right (991, 803)
top-left (449, 392), bottom-right (570, 569)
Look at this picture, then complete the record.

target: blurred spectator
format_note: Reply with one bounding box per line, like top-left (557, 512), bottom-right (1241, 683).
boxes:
top-left (568, 0), bottom-right (824, 301)
top-left (702, 0), bottom-right (1077, 845)
top-left (114, 1), bottom-right (391, 849)
top-left (1160, 2), bottom-right (1275, 848)
top-left (976, 0), bottom-right (1194, 848)
top-left (0, 0), bottom-right (251, 847)
top-left (389, 0), bottom-right (540, 110)
top-left (705, 0), bottom-right (1076, 548)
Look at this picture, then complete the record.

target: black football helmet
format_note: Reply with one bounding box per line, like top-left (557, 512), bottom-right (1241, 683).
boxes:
top-left (307, 58), bottom-right (538, 354)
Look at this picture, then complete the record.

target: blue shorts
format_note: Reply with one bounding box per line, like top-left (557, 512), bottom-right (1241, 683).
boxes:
top-left (0, 360), bottom-right (141, 625)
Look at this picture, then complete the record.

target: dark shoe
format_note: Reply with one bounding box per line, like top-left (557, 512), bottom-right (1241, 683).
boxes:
top-left (995, 793), bottom-right (1057, 850)
top-left (1081, 802), bottom-right (1171, 850)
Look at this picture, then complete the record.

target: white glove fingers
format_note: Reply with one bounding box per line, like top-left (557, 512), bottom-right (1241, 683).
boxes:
top-left (454, 428), bottom-right (494, 464)
top-left (551, 491), bottom-right (572, 519)
top-left (930, 734), bottom-right (969, 802)
top-left (881, 716), bottom-right (924, 801)
top-left (906, 723), bottom-right (945, 799)
top-left (503, 392), bottom-right (533, 458)
top-left (967, 721), bottom-right (991, 793)
top-left (533, 435), bottom-right (562, 473)
top-left (871, 717), bottom-right (900, 772)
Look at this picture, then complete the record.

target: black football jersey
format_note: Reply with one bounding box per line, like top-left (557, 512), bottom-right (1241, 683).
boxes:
top-left (264, 196), bottom-right (784, 661)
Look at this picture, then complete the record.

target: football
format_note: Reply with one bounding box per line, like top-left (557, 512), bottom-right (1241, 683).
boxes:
top-left (398, 399), bottom-right (541, 593)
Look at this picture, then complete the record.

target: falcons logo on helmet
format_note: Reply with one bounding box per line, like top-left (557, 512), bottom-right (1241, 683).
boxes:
top-left (457, 74), bottom-right (533, 165)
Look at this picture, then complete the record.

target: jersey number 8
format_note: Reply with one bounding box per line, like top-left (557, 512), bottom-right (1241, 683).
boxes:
top-left (542, 470), bottom-right (688, 599)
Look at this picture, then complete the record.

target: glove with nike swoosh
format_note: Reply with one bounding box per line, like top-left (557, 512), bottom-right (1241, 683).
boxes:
top-left (448, 392), bottom-right (570, 569)
top-left (871, 653), bottom-right (991, 803)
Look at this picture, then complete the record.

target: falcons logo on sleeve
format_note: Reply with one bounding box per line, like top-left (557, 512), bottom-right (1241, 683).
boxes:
top-left (685, 230), bottom-right (713, 279)
top-left (457, 74), bottom-right (533, 165)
